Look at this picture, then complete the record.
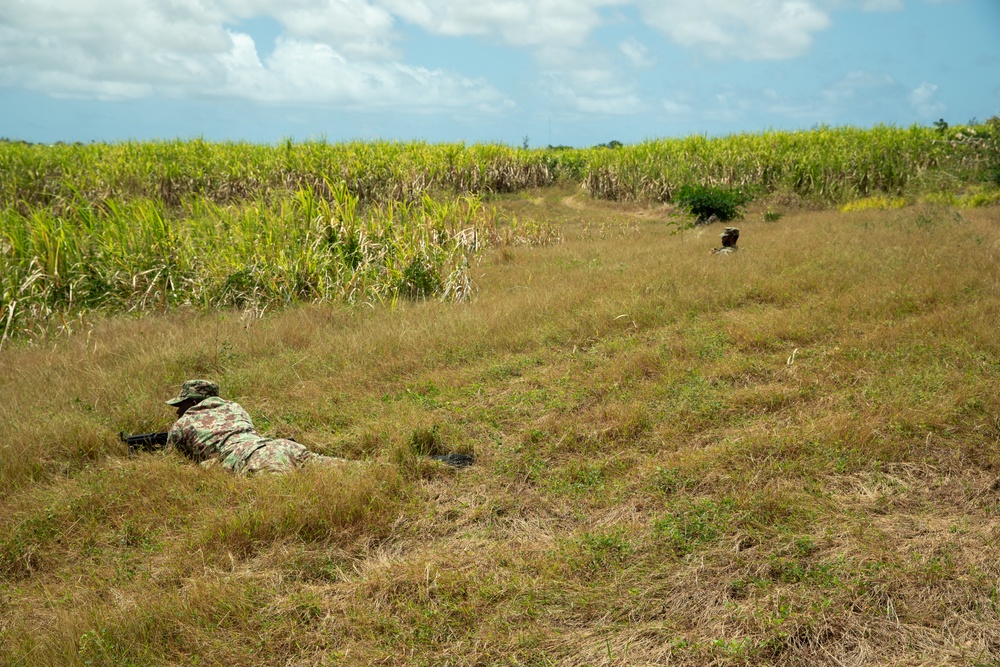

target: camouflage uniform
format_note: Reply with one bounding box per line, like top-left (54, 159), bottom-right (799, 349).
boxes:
top-left (166, 380), bottom-right (349, 474)
top-left (711, 227), bottom-right (739, 255)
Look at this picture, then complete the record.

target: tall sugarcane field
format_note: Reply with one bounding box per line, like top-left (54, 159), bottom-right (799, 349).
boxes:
top-left (1, 122), bottom-right (1000, 666)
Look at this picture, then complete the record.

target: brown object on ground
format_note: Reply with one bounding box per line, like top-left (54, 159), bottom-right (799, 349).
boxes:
top-left (712, 226), bottom-right (740, 254)
top-left (721, 227), bottom-right (739, 247)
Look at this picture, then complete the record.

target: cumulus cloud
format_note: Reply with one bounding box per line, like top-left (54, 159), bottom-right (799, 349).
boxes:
top-left (539, 50), bottom-right (646, 116)
top-left (655, 72), bottom-right (913, 128)
top-left (561, 88), bottom-right (644, 115)
top-left (861, 0), bottom-right (904, 10)
top-left (267, 0), bottom-right (399, 59)
top-left (908, 82), bottom-right (946, 117)
top-left (822, 70), bottom-right (900, 103)
top-left (635, 0), bottom-right (831, 60)
top-left (0, 0), bottom-right (911, 123)
top-left (0, 0), bottom-right (231, 98)
top-left (219, 33), bottom-right (511, 111)
top-left (374, 0), bottom-right (655, 117)
top-left (620, 37), bottom-right (656, 68)
top-left (704, 91), bottom-right (756, 122)
top-left (662, 94), bottom-right (695, 116)
top-left (378, 0), bottom-right (618, 48)
top-left (0, 0), bottom-right (511, 112)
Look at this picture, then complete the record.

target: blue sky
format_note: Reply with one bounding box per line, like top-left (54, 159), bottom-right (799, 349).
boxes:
top-left (1, 0), bottom-right (998, 146)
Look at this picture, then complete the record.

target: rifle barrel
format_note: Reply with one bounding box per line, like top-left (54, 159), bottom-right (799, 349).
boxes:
top-left (120, 431), bottom-right (169, 452)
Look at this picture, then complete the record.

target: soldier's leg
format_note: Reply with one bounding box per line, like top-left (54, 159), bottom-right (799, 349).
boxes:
top-left (304, 452), bottom-right (355, 467)
top-left (242, 439), bottom-right (311, 474)
top-left (242, 439), bottom-right (356, 474)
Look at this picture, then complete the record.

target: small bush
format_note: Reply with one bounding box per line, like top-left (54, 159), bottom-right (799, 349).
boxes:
top-left (920, 187), bottom-right (1000, 208)
top-left (960, 189), bottom-right (1000, 207)
top-left (399, 255), bottom-right (442, 300)
top-left (984, 115), bottom-right (1000, 186)
top-left (673, 184), bottom-right (751, 223)
top-left (839, 196), bottom-right (906, 213)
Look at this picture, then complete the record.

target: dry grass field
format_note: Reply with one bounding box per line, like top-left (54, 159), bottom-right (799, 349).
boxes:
top-left (1, 187), bottom-right (999, 666)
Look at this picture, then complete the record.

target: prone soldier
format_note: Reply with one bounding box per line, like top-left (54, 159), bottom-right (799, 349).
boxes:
top-left (123, 379), bottom-right (473, 472)
top-left (164, 379), bottom-right (351, 474)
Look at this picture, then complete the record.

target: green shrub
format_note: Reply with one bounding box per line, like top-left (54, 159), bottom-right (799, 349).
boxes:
top-left (985, 115), bottom-right (1000, 187)
top-left (673, 184), bottom-right (752, 223)
top-left (399, 255), bottom-right (443, 300)
top-left (839, 196), bottom-right (906, 213)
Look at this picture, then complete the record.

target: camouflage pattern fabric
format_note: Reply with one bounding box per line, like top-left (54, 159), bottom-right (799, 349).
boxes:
top-left (712, 226), bottom-right (740, 255)
top-left (165, 379), bottom-right (220, 406)
top-left (168, 396), bottom-right (349, 474)
top-left (243, 440), bottom-right (352, 474)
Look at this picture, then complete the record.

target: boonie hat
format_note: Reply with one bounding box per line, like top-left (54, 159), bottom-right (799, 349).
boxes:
top-left (165, 379), bottom-right (220, 406)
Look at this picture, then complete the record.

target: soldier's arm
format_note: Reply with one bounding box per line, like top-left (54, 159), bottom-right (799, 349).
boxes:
top-left (167, 424), bottom-right (195, 459)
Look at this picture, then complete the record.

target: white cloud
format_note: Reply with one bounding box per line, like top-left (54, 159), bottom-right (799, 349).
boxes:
top-left (568, 90), bottom-right (644, 115)
top-left (268, 0), bottom-right (399, 59)
top-left (635, 0), bottom-right (831, 60)
top-left (705, 91), bottom-right (754, 122)
top-left (861, 0), bottom-right (904, 10)
top-left (219, 34), bottom-right (512, 110)
top-left (662, 95), bottom-right (694, 116)
top-left (908, 82), bottom-right (946, 117)
top-left (822, 70), bottom-right (899, 102)
top-left (3, 0), bottom-right (834, 120)
top-left (541, 56), bottom-right (645, 116)
top-left (375, 0), bottom-right (656, 118)
top-left (653, 74), bottom-right (908, 127)
top-left (378, 0), bottom-right (619, 48)
top-left (0, 0), bottom-right (510, 112)
top-left (0, 0), bottom-right (232, 98)
top-left (0, 0), bottom-right (934, 126)
top-left (620, 37), bottom-right (656, 67)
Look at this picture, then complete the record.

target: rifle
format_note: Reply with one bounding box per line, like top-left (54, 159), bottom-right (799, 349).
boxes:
top-left (120, 431), bottom-right (169, 453)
